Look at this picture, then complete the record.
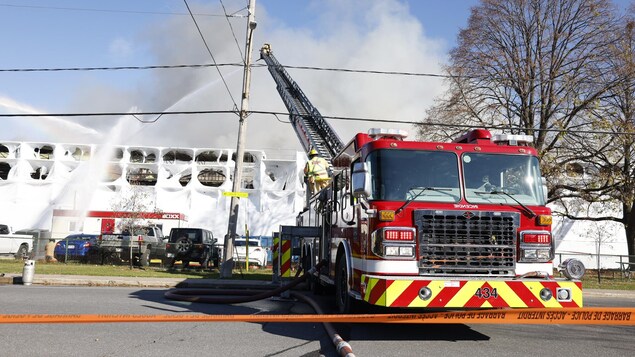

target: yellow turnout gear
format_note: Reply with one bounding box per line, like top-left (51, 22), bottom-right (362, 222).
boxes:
top-left (304, 156), bottom-right (331, 193)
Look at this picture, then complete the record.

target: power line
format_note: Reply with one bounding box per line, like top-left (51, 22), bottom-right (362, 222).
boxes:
top-left (183, 0), bottom-right (238, 110)
top-left (219, 0), bottom-right (245, 62)
top-left (0, 3), bottom-right (245, 17)
top-left (0, 62), bottom-right (451, 78)
top-left (0, 63), bottom-right (242, 73)
top-left (276, 64), bottom-right (452, 78)
top-left (1, 109), bottom-right (634, 136)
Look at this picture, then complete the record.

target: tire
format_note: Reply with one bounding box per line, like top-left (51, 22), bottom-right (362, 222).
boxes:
top-left (139, 247), bottom-right (150, 266)
top-left (335, 254), bottom-right (352, 313)
top-left (14, 244), bottom-right (28, 260)
top-left (56, 255), bottom-right (65, 263)
top-left (175, 237), bottom-right (193, 254)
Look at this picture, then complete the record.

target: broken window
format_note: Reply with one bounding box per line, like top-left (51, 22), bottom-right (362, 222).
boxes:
top-left (179, 174), bottom-right (192, 187)
top-left (198, 168), bottom-right (226, 187)
top-left (163, 150), bottom-right (193, 164)
top-left (0, 162), bottom-right (10, 180)
top-left (130, 150), bottom-right (144, 163)
top-left (35, 145), bottom-right (54, 160)
top-left (195, 150), bottom-right (219, 164)
top-left (0, 145), bottom-right (8, 159)
top-left (111, 148), bottom-right (124, 161)
top-left (231, 151), bottom-right (256, 163)
top-left (127, 167), bottom-right (157, 186)
top-left (30, 166), bottom-right (50, 180)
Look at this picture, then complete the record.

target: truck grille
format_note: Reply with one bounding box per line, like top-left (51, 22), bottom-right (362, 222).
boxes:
top-left (414, 210), bottom-right (519, 276)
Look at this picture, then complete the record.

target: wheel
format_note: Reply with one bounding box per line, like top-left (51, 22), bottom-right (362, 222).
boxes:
top-left (175, 237), bottom-right (193, 254)
top-left (14, 244), bottom-right (28, 260)
top-left (139, 247), bottom-right (150, 266)
top-left (56, 255), bottom-right (65, 263)
top-left (335, 254), bottom-right (352, 313)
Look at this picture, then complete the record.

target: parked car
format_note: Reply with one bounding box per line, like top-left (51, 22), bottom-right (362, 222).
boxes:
top-left (232, 238), bottom-right (268, 267)
top-left (55, 234), bottom-right (100, 263)
top-left (165, 228), bottom-right (217, 269)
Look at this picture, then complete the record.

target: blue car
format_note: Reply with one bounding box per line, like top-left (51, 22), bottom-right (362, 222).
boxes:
top-left (54, 234), bottom-right (100, 263)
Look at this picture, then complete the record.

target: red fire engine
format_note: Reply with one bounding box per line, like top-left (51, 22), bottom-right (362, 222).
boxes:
top-left (261, 44), bottom-right (585, 313)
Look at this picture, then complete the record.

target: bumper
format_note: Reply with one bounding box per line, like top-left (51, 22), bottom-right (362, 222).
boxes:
top-left (361, 275), bottom-right (583, 308)
top-left (165, 251), bottom-right (204, 261)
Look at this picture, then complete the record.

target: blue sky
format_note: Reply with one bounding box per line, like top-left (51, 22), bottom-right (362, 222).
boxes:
top-left (0, 0), bottom-right (630, 155)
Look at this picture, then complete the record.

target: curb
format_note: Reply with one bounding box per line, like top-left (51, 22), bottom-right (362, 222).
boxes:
top-left (0, 274), bottom-right (278, 290)
top-left (1, 274), bottom-right (634, 299)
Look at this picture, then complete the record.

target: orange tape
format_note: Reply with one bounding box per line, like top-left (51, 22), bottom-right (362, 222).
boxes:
top-left (0, 308), bottom-right (633, 325)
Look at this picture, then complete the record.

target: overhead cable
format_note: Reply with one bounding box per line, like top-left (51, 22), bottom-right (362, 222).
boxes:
top-left (0, 63), bottom-right (450, 77)
top-left (219, 0), bottom-right (245, 62)
top-left (0, 3), bottom-right (244, 17)
top-left (183, 0), bottom-right (238, 109)
top-left (1, 109), bottom-right (634, 136)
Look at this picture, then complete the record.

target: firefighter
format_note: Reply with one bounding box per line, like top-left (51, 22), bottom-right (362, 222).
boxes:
top-left (304, 148), bottom-right (331, 194)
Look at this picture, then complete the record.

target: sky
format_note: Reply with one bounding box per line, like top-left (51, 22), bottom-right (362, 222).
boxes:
top-left (0, 0), bottom-right (632, 158)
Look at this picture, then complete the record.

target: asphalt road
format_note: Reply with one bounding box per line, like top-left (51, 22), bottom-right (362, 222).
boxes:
top-left (0, 285), bottom-right (633, 357)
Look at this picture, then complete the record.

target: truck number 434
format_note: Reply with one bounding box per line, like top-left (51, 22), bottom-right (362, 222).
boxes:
top-left (474, 287), bottom-right (498, 299)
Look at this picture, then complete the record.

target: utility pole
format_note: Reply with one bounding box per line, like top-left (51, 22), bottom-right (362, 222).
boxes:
top-left (220, 0), bottom-right (257, 278)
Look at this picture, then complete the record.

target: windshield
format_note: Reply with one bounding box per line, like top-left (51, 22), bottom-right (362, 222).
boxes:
top-left (367, 150), bottom-right (460, 202)
top-left (462, 153), bottom-right (545, 205)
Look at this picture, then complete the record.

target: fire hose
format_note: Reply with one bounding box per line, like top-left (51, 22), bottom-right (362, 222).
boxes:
top-left (164, 260), bottom-right (355, 357)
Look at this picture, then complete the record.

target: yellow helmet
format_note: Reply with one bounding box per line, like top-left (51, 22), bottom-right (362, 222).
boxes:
top-left (308, 148), bottom-right (318, 157)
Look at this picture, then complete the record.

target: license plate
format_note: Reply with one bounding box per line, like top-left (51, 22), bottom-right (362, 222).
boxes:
top-left (67, 245), bottom-right (75, 249)
top-left (115, 248), bottom-right (122, 252)
top-left (166, 253), bottom-right (174, 258)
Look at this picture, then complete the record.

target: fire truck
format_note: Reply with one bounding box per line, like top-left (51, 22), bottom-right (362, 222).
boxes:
top-left (260, 44), bottom-right (585, 313)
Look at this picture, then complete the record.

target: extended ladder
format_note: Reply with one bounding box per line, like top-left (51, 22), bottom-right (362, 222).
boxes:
top-left (259, 44), bottom-right (343, 161)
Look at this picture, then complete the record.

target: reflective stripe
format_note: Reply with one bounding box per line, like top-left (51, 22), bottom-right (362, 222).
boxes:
top-left (305, 157), bottom-right (330, 180)
top-left (362, 275), bottom-right (583, 308)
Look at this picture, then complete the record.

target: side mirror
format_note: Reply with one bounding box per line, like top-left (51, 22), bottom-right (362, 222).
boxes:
top-left (541, 177), bottom-right (548, 202)
top-left (352, 162), bottom-right (372, 198)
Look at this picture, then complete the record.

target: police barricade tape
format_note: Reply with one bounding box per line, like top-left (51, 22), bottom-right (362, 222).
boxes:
top-left (0, 308), bottom-right (633, 325)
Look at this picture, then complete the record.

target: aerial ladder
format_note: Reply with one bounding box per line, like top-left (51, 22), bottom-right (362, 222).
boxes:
top-left (259, 43), bottom-right (343, 162)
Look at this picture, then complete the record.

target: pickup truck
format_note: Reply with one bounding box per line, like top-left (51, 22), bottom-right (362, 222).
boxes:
top-left (0, 224), bottom-right (33, 259)
top-left (98, 226), bottom-right (166, 266)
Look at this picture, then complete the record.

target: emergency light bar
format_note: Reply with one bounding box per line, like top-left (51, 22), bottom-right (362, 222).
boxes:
top-left (492, 134), bottom-right (533, 146)
top-left (368, 128), bottom-right (408, 141)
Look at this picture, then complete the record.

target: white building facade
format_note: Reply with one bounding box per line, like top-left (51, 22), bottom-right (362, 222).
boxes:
top-left (0, 141), bottom-right (306, 242)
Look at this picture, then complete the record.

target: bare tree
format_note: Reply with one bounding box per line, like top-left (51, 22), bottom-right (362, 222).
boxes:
top-left (417, 0), bottom-right (635, 264)
top-left (420, 0), bottom-right (618, 149)
top-left (110, 186), bottom-right (157, 235)
top-left (550, 13), bottom-right (635, 268)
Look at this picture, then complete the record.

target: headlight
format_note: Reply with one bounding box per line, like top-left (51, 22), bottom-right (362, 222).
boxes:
top-left (521, 248), bottom-right (552, 261)
top-left (371, 227), bottom-right (416, 259)
top-left (385, 245), bottom-right (414, 257)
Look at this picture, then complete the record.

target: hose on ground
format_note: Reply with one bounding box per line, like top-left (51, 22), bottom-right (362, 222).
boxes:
top-left (164, 260), bottom-right (355, 356)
